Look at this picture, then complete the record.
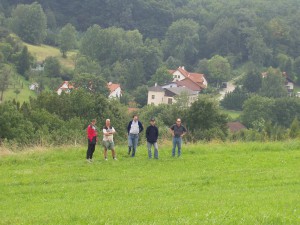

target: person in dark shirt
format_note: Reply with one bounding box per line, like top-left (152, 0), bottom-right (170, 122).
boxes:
top-left (146, 118), bottom-right (159, 159)
top-left (170, 118), bottom-right (186, 157)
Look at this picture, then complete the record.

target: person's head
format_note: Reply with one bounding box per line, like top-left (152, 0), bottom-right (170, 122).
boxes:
top-left (133, 115), bottom-right (138, 121)
top-left (176, 118), bottom-right (181, 126)
top-left (106, 119), bottom-right (110, 126)
top-left (91, 119), bottom-right (96, 125)
top-left (150, 118), bottom-right (155, 125)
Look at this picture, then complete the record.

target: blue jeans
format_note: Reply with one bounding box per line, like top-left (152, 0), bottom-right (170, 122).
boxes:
top-left (128, 133), bottom-right (139, 157)
top-left (172, 136), bottom-right (182, 157)
top-left (147, 142), bottom-right (158, 159)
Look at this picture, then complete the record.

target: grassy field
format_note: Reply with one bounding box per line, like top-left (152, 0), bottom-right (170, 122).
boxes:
top-left (3, 74), bottom-right (36, 103)
top-left (25, 43), bottom-right (77, 68)
top-left (0, 141), bottom-right (299, 224)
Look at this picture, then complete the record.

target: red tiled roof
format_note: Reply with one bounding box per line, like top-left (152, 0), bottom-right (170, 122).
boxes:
top-left (57, 81), bottom-right (74, 91)
top-left (169, 66), bottom-right (207, 89)
top-left (176, 78), bottom-right (202, 91)
top-left (227, 122), bottom-right (246, 133)
top-left (107, 83), bottom-right (120, 93)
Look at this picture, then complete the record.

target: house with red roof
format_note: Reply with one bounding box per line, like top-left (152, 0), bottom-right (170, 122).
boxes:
top-left (147, 66), bottom-right (207, 106)
top-left (57, 81), bottom-right (74, 95)
top-left (57, 81), bottom-right (122, 98)
top-left (107, 82), bottom-right (122, 98)
top-left (168, 66), bottom-right (207, 89)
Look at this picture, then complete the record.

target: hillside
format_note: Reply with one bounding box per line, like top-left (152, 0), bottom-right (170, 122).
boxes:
top-left (25, 43), bottom-right (77, 69)
top-left (1, 142), bottom-right (299, 224)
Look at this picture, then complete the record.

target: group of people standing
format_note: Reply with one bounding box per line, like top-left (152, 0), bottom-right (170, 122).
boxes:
top-left (86, 115), bottom-right (187, 162)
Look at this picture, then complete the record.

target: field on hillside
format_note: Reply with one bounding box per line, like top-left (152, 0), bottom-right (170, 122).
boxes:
top-left (3, 74), bottom-right (36, 103)
top-left (25, 43), bottom-right (77, 68)
top-left (0, 142), bottom-right (299, 224)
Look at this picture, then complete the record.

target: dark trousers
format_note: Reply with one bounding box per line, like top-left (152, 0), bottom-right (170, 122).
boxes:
top-left (86, 138), bottom-right (96, 159)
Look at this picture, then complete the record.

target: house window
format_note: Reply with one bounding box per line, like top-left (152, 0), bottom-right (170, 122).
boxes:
top-left (168, 98), bottom-right (173, 104)
top-left (152, 95), bottom-right (155, 99)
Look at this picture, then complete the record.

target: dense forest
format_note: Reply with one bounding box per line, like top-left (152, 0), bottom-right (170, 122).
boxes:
top-left (1, 0), bottom-right (300, 147)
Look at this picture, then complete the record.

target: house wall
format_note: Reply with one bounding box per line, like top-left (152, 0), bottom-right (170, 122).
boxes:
top-left (286, 82), bottom-right (294, 90)
top-left (172, 71), bottom-right (185, 81)
top-left (109, 87), bottom-right (122, 98)
top-left (147, 91), bottom-right (165, 105)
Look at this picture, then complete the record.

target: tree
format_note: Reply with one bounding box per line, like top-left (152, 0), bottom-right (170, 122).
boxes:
top-left (14, 46), bottom-right (32, 76)
top-left (260, 67), bottom-right (288, 98)
top-left (221, 87), bottom-right (250, 111)
top-left (0, 102), bottom-right (34, 144)
top-left (9, 2), bottom-right (47, 44)
top-left (186, 96), bottom-right (228, 140)
top-left (58, 23), bottom-right (77, 57)
top-left (293, 56), bottom-right (300, 84)
top-left (241, 95), bottom-right (275, 128)
top-left (44, 56), bottom-right (61, 78)
top-left (243, 28), bottom-right (272, 66)
top-left (0, 64), bottom-right (13, 102)
top-left (148, 66), bottom-right (172, 86)
top-left (74, 55), bottom-right (101, 76)
top-left (163, 19), bottom-right (200, 67)
top-left (289, 117), bottom-right (300, 138)
top-left (132, 85), bottom-right (148, 107)
top-left (242, 65), bottom-right (262, 93)
top-left (272, 97), bottom-right (300, 127)
top-left (207, 55), bottom-right (231, 87)
top-left (73, 73), bottom-right (109, 96)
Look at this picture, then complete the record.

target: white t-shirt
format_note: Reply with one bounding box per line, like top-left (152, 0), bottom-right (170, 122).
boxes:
top-left (103, 126), bottom-right (115, 142)
top-left (129, 120), bottom-right (139, 134)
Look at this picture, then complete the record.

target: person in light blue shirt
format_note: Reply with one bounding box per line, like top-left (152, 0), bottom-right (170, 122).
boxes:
top-left (127, 115), bottom-right (143, 157)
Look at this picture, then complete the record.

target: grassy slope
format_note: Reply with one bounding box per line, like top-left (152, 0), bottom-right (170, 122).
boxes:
top-left (2, 44), bottom-right (77, 102)
top-left (25, 43), bottom-right (77, 69)
top-left (0, 142), bottom-right (299, 224)
top-left (3, 74), bottom-right (36, 103)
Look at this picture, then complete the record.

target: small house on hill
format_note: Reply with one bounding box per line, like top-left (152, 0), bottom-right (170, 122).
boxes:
top-left (168, 66), bottom-right (207, 89)
top-left (148, 84), bottom-right (198, 106)
top-left (107, 82), bottom-right (122, 98)
top-left (57, 81), bottom-right (74, 95)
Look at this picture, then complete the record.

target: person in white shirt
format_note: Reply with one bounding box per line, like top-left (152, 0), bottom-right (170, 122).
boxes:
top-left (102, 119), bottom-right (117, 160)
top-left (127, 115), bottom-right (144, 157)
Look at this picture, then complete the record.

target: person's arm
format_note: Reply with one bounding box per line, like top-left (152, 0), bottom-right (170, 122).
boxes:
top-left (127, 121), bottom-right (131, 134)
top-left (103, 128), bottom-right (110, 136)
top-left (181, 126), bottom-right (187, 137)
top-left (170, 125), bottom-right (175, 136)
top-left (145, 127), bottom-right (149, 139)
top-left (139, 121), bottom-right (144, 133)
top-left (110, 127), bottom-right (116, 134)
top-left (155, 127), bottom-right (159, 140)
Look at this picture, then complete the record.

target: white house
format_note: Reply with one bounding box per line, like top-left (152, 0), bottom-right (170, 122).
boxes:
top-left (168, 66), bottom-right (208, 88)
top-left (107, 82), bottom-right (122, 98)
top-left (148, 84), bottom-right (198, 106)
top-left (147, 66), bottom-right (208, 106)
top-left (29, 82), bottom-right (39, 91)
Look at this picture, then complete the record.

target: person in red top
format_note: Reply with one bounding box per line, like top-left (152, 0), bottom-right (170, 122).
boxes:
top-left (86, 119), bottom-right (98, 162)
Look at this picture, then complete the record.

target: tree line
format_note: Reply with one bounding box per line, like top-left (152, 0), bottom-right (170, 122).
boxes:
top-left (1, 1), bottom-right (300, 87)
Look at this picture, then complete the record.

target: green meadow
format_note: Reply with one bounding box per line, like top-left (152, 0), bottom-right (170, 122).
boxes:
top-left (0, 141), bottom-right (299, 225)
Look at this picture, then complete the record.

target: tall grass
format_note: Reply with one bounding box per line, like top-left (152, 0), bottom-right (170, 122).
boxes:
top-left (0, 141), bottom-right (299, 224)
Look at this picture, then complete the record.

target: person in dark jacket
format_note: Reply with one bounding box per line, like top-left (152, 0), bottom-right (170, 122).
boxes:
top-left (127, 115), bottom-right (144, 157)
top-left (146, 118), bottom-right (159, 159)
